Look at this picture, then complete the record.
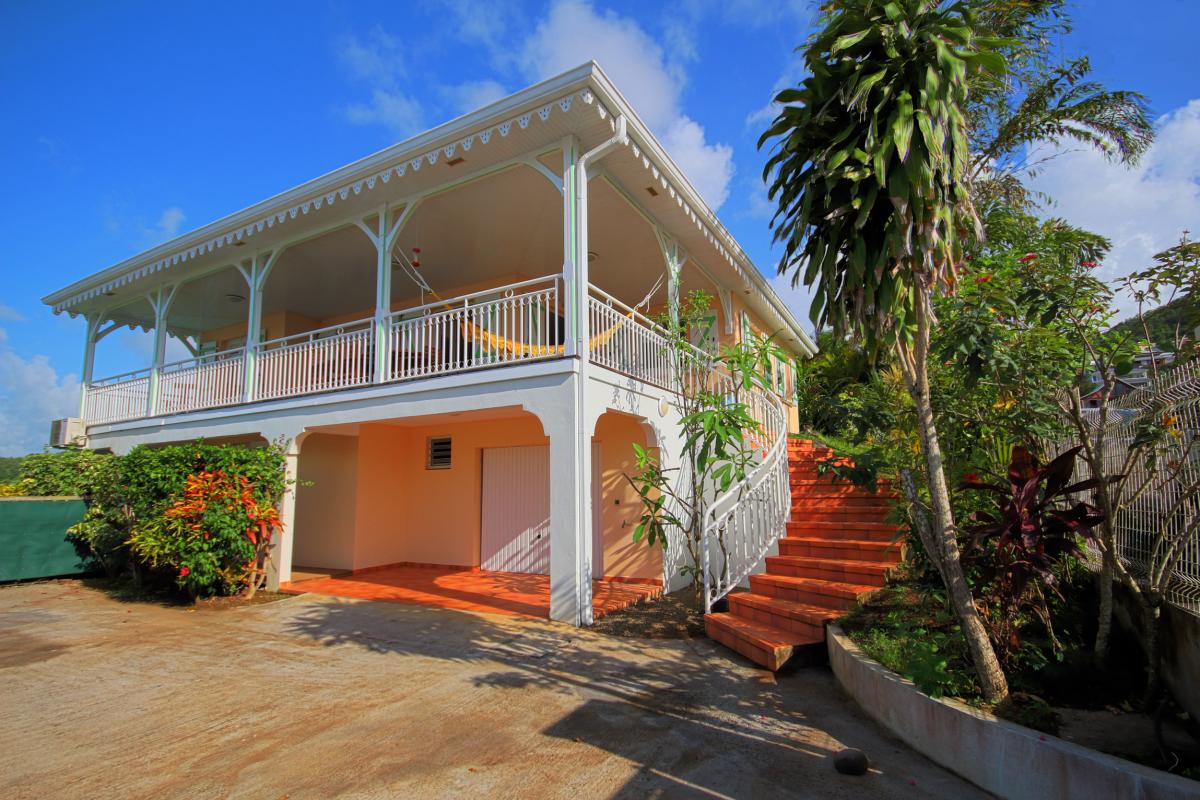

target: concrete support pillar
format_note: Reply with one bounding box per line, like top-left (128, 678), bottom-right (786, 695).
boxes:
top-left (538, 380), bottom-right (593, 625)
top-left (268, 433), bottom-right (303, 590)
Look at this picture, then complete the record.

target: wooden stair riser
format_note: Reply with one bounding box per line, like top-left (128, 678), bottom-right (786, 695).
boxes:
top-left (727, 596), bottom-right (828, 639)
top-left (765, 556), bottom-right (889, 587)
top-left (778, 537), bottom-right (902, 564)
top-left (787, 524), bottom-right (900, 543)
top-left (748, 575), bottom-right (870, 611)
top-left (790, 509), bottom-right (894, 523)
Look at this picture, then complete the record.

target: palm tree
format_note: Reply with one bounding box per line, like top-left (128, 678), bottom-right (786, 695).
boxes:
top-left (760, 0), bottom-right (1010, 701)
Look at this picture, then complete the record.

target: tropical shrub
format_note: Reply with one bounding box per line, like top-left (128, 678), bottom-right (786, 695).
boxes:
top-left (19, 448), bottom-right (118, 497)
top-left (128, 469), bottom-right (281, 598)
top-left (961, 446), bottom-right (1105, 661)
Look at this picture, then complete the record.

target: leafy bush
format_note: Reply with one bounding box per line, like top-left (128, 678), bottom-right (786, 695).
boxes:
top-left (962, 446), bottom-right (1105, 662)
top-left (12, 442), bottom-right (287, 597)
top-left (19, 448), bottom-right (117, 496)
top-left (128, 469), bottom-right (282, 598)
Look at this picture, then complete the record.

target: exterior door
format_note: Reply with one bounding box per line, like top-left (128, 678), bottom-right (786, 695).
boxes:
top-left (481, 445), bottom-right (550, 574)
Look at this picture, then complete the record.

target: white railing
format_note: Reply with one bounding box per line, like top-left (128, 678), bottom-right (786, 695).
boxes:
top-left (1060, 361), bottom-right (1200, 615)
top-left (384, 276), bottom-right (562, 382)
top-left (588, 286), bottom-right (672, 389)
top-left (255, 319), bottom-right (373, 401)
top-left (701, 384), bottom-right (791, 613)
top-left (157, 349), bottom-right (245, 416)
top-left (83, 367), bottom-right (151, 425)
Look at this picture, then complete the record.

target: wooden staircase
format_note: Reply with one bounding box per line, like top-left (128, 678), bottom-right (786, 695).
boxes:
top-left (703, 439), bottom-right (902, 670)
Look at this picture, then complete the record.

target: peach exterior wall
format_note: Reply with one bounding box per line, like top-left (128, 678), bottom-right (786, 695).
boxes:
top-left (293, 433), bottom-right (359, 570)
top-left (594, 413), bottom-right (663, 581)
top-left (351, 416), bottom-right (549, 570)
top-left (294, 412), bottom-right (662, 580)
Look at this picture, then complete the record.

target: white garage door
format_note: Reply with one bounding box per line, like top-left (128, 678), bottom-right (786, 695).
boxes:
top-left (481, 445), bottom-right (551, 574)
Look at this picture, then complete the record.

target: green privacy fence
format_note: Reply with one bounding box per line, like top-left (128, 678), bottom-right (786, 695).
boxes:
top-left (0, 498), bottom-right (89, 582)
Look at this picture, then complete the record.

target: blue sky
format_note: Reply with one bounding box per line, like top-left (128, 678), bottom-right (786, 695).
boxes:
top-left (1, 0), bottom-right (1197, 455)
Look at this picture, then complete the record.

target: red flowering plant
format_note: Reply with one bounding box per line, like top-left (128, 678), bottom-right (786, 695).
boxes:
top-left (128, 469), bottom-right (282, 598)
top-left (960, 446), bottom-right (1108, 663)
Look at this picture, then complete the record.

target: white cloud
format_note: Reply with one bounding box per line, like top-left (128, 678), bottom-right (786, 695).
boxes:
top-left (0, 304), bottom-right (24, 322)
top-left (1027, 99), bottom-right (1200, 318)
top-left (0, 329), bottom-right (80, 456)
top-left (444, 79), bottom-right (509, 115)
top-left (337, 28), bottom-right (424, 137)
top-left (156, 207), bottom-right (185, 239)
top-left (518, 0), bottom-right (735, 209)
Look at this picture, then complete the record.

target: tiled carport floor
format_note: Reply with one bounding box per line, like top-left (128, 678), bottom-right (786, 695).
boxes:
top-left (281, 564), bottom-right (661, 619)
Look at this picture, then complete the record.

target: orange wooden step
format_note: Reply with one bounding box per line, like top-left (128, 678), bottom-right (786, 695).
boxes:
top-left (786, 521), bottom-right (901, 542)
top-left (789, 509), bottom-right (894, 524)
top-left (703, 611), bottom-right (822, 671)
top-left (748, 574), bottom-right (880, 610)
top-left (727, 593), bottom-right (839, 639)
top-left (778, 536), bottom-right (902, 564)
top-left (765, 555), bottom-right (890, 587)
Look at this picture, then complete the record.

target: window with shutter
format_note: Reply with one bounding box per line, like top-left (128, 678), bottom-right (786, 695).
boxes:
top-left (426, 436), bottom-right (452, 469)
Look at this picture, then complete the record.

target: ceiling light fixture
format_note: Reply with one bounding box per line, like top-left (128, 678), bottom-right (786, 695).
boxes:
top-left (587, 250), bottom-right (598, 262)
top-left (446, 156), bottom-right (466, 166)
top-left (233, 240), bottom-right (246, 247)
top-left (645, 186), bottom-right (659, 197)
top-left (226, 293), bottom-right (245, 303)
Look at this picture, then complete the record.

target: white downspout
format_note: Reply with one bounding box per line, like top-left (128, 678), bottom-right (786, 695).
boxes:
top-left (569, 115), bottom-right (628, 624)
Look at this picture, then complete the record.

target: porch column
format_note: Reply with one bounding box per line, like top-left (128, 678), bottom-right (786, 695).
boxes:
top-left (362, 202), bottom-right (418, 383)
top-left (655, 229), bottom-right (686, 329)
top-left (561, 137), bottom-right (582, 358)
top-left (268, 433), bottom-right (303, 590)
top-left (538, 387), bottom-right (593, 625)
top-left (145, 285), bottom-right (177, 417)
top-left (78, 314), bottom-right (101, 418)
top-left (239, 251), bottom-right (279, 403)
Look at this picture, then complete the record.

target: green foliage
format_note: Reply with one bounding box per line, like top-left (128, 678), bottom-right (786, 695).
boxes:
top-left (15, 442), bottom-right (287, 597)
top-left (1110, 297), bottom-right (1200, 355)
top-left (0, 456), bottom-right (22, 483)
top-left (19, 448), bottom-right (117, 497)
top-left (127, 468), bottom-right (282, 598)
top-left (762, 0), bottom-right (1007, 349)
top-left (624, 290), bottom-right (785, 592)
top-left (845, 593), bottom-right (978, 699)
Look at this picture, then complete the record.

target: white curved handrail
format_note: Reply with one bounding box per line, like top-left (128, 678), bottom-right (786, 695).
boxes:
top-left (701, 384), bottom-right (790, 613)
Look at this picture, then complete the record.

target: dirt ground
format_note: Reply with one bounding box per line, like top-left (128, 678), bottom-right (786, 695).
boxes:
top-left (0, 580), bottom-right (989, 800)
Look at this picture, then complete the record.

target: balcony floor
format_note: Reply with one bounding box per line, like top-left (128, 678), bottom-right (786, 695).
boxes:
top-left (280, 563), bottom-right (662, 620)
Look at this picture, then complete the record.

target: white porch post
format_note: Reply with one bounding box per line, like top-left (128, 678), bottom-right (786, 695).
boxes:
top-left (561, 137), bottom-right (581, 358)
top-left (268, 433), bottom-right (303, 590)
top-left (239, 252), bottom-right (279, 403)
top-left (79, 314), bottom-right (102, 418)
top-left (656, 229), bottom-right (686, 329)
top-left (145, 285), bottom-right (177, 417)
top-left (359, 201), bottom-right (418, 384)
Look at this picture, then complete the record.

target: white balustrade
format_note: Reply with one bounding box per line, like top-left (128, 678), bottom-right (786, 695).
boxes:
top-left (156, 349), bottom-right (246, 416)
top-left (587, 287), bottom-right (672, 389)
top-left (255, 320), bottom-right (374, 402)
top-left (384, 277), bottom-right (562, 382)
top-left (82, 368), bottom-right (152, 425)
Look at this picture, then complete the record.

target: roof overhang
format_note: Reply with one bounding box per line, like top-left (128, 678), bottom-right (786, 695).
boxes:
top-left (43, 62), bottom-right (815, 357)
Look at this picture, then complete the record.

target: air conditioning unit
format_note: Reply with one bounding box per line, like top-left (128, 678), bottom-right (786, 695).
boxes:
top-left (49, 418), bottom-right (86, 449)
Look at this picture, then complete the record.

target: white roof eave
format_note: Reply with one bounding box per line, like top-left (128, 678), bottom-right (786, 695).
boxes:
top-left (44, 61), bottom-right (816, 358)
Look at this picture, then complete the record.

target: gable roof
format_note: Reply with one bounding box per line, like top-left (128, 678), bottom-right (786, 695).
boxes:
top-left (43, 62), bottom-right (815, 357)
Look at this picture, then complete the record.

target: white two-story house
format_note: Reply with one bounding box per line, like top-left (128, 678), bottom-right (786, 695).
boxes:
top-left (43, 63), bottom-right (815, 626)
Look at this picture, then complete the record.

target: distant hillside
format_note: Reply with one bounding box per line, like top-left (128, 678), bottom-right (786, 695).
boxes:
top-left (1110, 296), bottom-right (1199, 351)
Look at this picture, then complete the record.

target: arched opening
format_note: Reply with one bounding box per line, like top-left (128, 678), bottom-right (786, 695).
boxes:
top-left (592, 409), bottom-right (663, 584)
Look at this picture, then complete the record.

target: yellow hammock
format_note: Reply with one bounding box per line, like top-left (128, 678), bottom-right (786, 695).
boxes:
top-left (414, 287), bottom-right (639, 358)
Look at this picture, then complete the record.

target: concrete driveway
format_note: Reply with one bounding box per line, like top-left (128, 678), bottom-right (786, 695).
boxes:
top-left (0, 581), bottom-right (986, 799)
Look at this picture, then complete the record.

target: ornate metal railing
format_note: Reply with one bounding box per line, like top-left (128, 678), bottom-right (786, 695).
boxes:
top-left (587, 287), bottom-right (672, 389)
top-left (384, 276), bottom-right (562, 382)
top-left (700, 382), bottom-right (791, 613)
